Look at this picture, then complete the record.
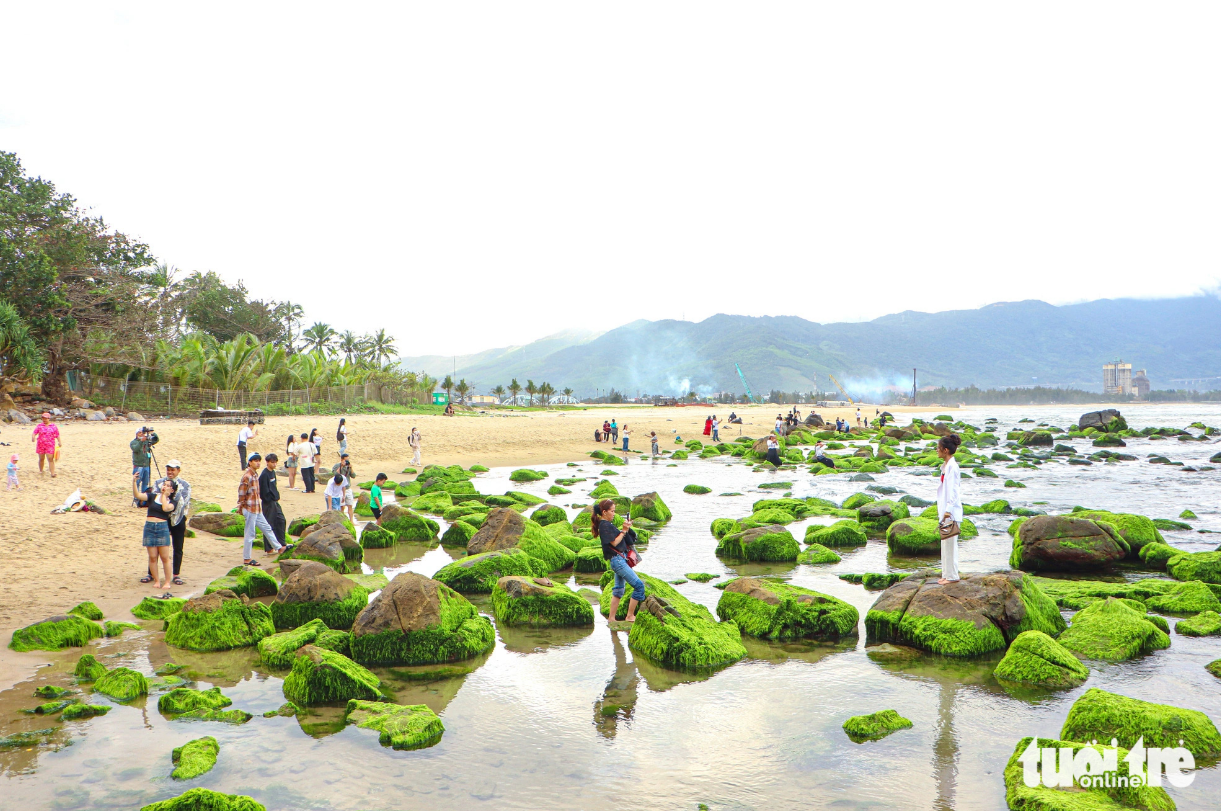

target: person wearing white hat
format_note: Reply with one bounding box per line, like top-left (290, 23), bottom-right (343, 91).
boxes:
top-left (143, 459), bottom-right (191, 586)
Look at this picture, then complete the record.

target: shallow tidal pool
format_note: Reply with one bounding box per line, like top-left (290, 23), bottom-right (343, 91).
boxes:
top-left (3, 405), bottom-right (1220, 810)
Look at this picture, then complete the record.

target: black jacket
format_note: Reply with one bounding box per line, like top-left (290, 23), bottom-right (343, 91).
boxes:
top-left (258, 468), bottom-right (280, 504)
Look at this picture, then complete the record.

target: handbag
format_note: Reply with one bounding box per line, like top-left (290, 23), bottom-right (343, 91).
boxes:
top-left (622, 528), bottom-right (641, 568)
top-left (938, 515), bottom-right (960, 540)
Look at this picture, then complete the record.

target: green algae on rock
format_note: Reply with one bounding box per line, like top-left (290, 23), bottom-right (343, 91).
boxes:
top-left (33, 685), bottom-right (72, 699)
top-left (104, 620), bottom-right (141, 637)
top-left (1177, 610), bottom-right (1221, 637)
top-left (204, 565), bottom-right (279, 598)
top-left (131, 596), bottom-right (187, 620)
top-left (1066, 510), bottom-right (1164, 553)
top-left (885, 517), bottom-right (976, 554)
top-left (709, 518), bottom-right (742, 540)
top-left (1003, 736), bottom-right (1174, 811)
top-left (630, 491), bottom-right (672, 523)
top-left (1057, 598), bottom-right (1170, 661)
top-left (993, 631), bottom-right (1089, 688)
top-left (1144, 580), bottom-right (1221, 615)
top-left (345, 700), bottom-right (445, 750)
top-left (530, 503), bottom-right (567, 526)
top-left (467, 508), bottom-right (576, 573)
top-left (1138, 542), bottom-right (1178, 570)
top-left (683, 484), bottom-right (712, 494)
top-left (716, 525), bottom-right (800, 562)
top-left (574, 546), bottom-right (609, 573)
top-left (842, 709), bottom-right (912, 742)
top-left (358, 523), bottom-right (395, 549)
top-left (74, 653), bottom-right (107, 681)
top-left (281, 521), bottom-right (364, 574)
top-left (94, 667), bottom-right (149, 701)
top-left (685, 573), bottom-right (719, 582)
top-left (158, 686), bottom-right (233, 715)
top-left (440, 520), bottom-right (478, 549)
top-left (805, 520), bottom-right (867, 547)
top-left (716, 578), bottom-right (858, 641)
top-left (62, 703), bottom-right (110, 720)
top-left (283, 645), bottom-right (383, 706)
top-left (378, 504), bottom-right (440, 543)
top-left (139, 788), bottom-right (266, 811)
top-left (350, 572), bottom-right (495, 667)
top-left (68, 601), bottom-right (104, 621)
top-left (171, 736), bottom-right (219, 780)
top-left (165, 591), bottom-right (275, 652)
top-left (840, 572), bottom-right (911, 590)
top-left (270, 561), bottom-right (370, 631)
top-left (28, 699), bottom-right (76, 715)
top-left (491, 576), bottom-right (595, 627)
top-left (1009, 515), bottom-right (1129, 571)
top-left (797, 543), bottom-right (841, 564)
top-left (1061, 688), bottom-right (1221, 756)
top-left (258, 619), bottom-right (331, 668)
top-left (9, 614), bottom-right (103, 652)
top-left (1166, 550), bottom-right (1221, 584)
top-left (433, 548), bottom-right (541, 593)
top-left (509, 468), bottom-right (548, 482)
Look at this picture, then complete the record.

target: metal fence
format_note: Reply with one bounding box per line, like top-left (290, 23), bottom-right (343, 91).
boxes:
top-left (73, 375), bottom-right (433, 416)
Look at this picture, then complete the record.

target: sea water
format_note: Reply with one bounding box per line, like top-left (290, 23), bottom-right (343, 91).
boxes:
top-left (2, 405), bottom-right (1219, 810)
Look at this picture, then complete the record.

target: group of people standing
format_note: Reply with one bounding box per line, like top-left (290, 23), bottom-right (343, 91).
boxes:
top-left (702, 415), bottom-right (720, 441)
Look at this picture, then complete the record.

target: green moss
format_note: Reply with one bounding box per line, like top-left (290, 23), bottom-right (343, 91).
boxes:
top-left (1166, 550), bottom-right (1221, 584)
top-left (1061, 688), bottom-right (1221, 756)
top-left (509, 468), bottom-right (548, 482)
top-left (283, 645), bottom-right (384, 706)
top-left (710, 518), bottom-right (742, 540)
top-left (1145, 580), bottom-right (1221, 615)
top-left (842, 709), bottom-right (912, 742)
top-left (68, 601), bottom-right (104, 621)
top-left (507, 490), bottom-right (546, 505)
top-left (1070, 510), bottom-right (1164, 551)
top-left (350, 588), bottom-right (495, 667)
top-left (547, 484), bottom-right (571, 496)
top-left (433, 548), bottom-right (540, 593)
top-left (588, 480), bottom-right (619, 500)
top-left (258, 619), bottom-right (329, 668)
top-left (158, 686), bottom-right (232, 715)
top-left (94, 667), bottom-right (149, 701)
top-left (683, 484), bottom-right (711, 494)
top-left (1058, 598), bottom-right (1171, 661)
top-left (62, 703), bottom-right (110, 720)
top-left (885, 518), bottom-right (942, 554)
top-left (171, 736), bottom-right (219, 780)
top-left (741, 507), bottom-right (797, 527)
top-left (440, 520), bottom-right (478, 548)
top-left (1004, 736), bottom-right (1174, 811)
top-left (805, 520), bottom-right (867, 547)
top-left (410, 490), bottom-right (454, 514)
top-left (842, 493), bottom-right (875, 510)
top-left (994, 631), bottom-right (1090, 688)
top-left (270, 583), bottom-right (369, 632)
top-left (28, 699), bottom-right (75, 715)
top-left (840, 572), bottom-right (911, 589)
top-left (685, 573), bottom-right (719, 582)
top-left (139, 788), bottom-right (266, 811)
top-left (165, 596), bottom-right (276, 652)
top-left (1208, 659), bottom-right (1221, 679)
top-left (491, 577), bottom-right (595, 627)
top-left (131, 596), bottom-right (186, 620)
top-left (359, 524), bottom-right (395, 549)
top-left (716, 526), bottom-right (800, 562)
top-left (288, 515), bottom-right (320, 536)
top-left (1181, 509), bottom-right (1199, 520)
top-left (1138, 542), bottom-right (1177, 570)
top-left (9, 614), bottom-right (103, 652)
top-left (1177, 610), bottom-right (1221, 636)
top-left (74, 653), bottom-right (107, 681)
top-left (716, 579), bottom-right (857, 640)
top-left (630, 491), bottom-right (672, 523)
top-left (530, 504), bottom-right (567, 526)
top-left (204, 566), bottom-right (279, 598)
top-left (797, 544), bottom-right (841, 564)
top-left (574, 546), bottom-right (609, 573)
top-left (345, 700), bottom-right (445, 750)
top-left (382, 510), bottom-right (440, 541)
top-left (518, 520), bottom-right (577, 572)
top-left (34, 685), bottom-right (71, 698)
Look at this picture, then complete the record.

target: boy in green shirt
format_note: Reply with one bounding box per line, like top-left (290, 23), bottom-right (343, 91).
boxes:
top-left (370, 473), bottom-right (388, 525)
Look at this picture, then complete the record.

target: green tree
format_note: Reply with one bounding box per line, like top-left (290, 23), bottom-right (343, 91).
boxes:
top-left (338, 331), bottom-right (364, 365)
top-left (491, 384), bottom-right (506, 403)
top-left (442, 374), bottom-right (454, 402)
top-left (561, 386), bottom-right (573, 403)
top-left (172, 271), bottom-right (291, 344)
top-left (538, 381), bottom-right (554, 405)
top-left (0, 301), bottom-right (40, 383)
top-left (366, 328), bottom-right (397, 366)
top-left (525, 379), bottom-right (537, 406)
top-left (508, 378), bottom-right (522, 405)
top-left (454, 378), bottom-right (471, 404)
top-left (300, 323), bottom-right (337, 355)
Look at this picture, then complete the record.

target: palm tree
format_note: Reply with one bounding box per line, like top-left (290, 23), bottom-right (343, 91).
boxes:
top-left (366, 328), bottom-right (398, 366)
top-left (454, 378), bottom-right (471, 404)
top-left (338, 331), bottom-right (364, 365)
top-left (538, 382), bottom-right (554, 405)
top-left (508, 378), bottom-right (522, 405)
top-left (525, 379), bottom-right (537, 406)
top-left (491, 384), bottom-right (506, 403)
top-left (441, 375), bottom-right (454, 403)
top-left (301, 322), bottom-right (337, 355)
top-left (562, 386), bottom-right (573, 403)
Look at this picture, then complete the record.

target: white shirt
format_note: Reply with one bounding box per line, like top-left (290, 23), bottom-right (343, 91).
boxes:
top-left (712, 419), bottom-right (719, 430)
top-left (338, 425), bottom-right (347, 439)
top-left (767, 437), bottom-right (779, 450)
top-left (237, 427), bottom-right (254, 445)
top-left (293, 442), bottom-right (314, 468)
top-left (936, 457), bottom-right (963, 524)
top-left (775, 419), bottom-right (783, 431)
top-left (323, 479), bottom-right (345, 499)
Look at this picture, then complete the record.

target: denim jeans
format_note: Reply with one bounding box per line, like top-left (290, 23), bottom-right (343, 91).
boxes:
top-left (609, 554), bottom-right (645, 601)
top-left (712, 429), bottom-right (719, 441)
top-left (134, 466), bottom-right (151, 493)
top-left (329, 496), bottom-right (341, 511)
top-left (243, 509), bottom-right (283, 559)
top-left (622, 438), bottom-right (629, 452)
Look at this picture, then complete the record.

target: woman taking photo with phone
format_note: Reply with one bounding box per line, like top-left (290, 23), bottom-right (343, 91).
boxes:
top-left (593, 499), bottom-right (645, 623)
top-left (133, 473), bottom-right (177, 597)
top-left (935, 433), bottom-right (963, 585)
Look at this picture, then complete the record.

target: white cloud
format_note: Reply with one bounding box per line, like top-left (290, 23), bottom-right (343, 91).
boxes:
top-left (4, 3), bottom-right (1219, 354)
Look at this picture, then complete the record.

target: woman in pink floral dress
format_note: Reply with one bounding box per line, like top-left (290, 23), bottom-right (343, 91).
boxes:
top-left (31, 411), bottom-right (62, 477)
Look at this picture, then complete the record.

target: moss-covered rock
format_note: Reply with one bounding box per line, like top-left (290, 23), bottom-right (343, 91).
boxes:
top-left (62, 702), bottom-right (110, 720)
top-left (377, 504), bottom-right (439, 543)
top-left (204, 565), bottom-right (279, 598)
top-left (716, 578), bottom-right (857, 640)
top-left (865, 571), bottom-right (1065, 657)
top-left (683, 484), bottom-right (711, 494)
top-left (574, 545), bottom-right (609, 573)
top-left (1057, 598), bottom-right (1170, 661)
top-left (187, 511), bottom-right (246, 537)
top-left (1144, 579), bottom-right (1221, 615)
top-left (1166, 550), bottom-right (1221, 584)
top-left (547, 484), bottom-right (571, 496)
top-left (685, 572), bottom-right (719, 582)
top-left (282, 645), bottom-right (383, 706)
top-left (710, 518), bottom-right (742, 540)
top-left (358, 523), bottom-right (395, 549)
top-left (1009, 515), bottom-right (1129, 571)
top-left (491, 576), bottom-right (595, 627)
top-left (856, 500), bottom-right (910, 534)
top-left (1176, 609), bottom-right (1221, 636)
top-left (410, 490), bottom-right (454, 514)
top-left (131, 596), bottom-right (186, 620)
top-left (797, 544), bottom-right (841, 564)
top-left (9, 614), bottom-right (103, 652)
top-left (466, 508), bottom-right (575, 572)
top-left (630, 491), bottom-right (672, 523)
top-left (509, 468), bottom-right (548, 482)
top-left (805, 520), bottom-right (867, 547)
top-left (258, 619), bottom-right (330, 668)
top-left (171, 736), bottom-right (219, 780)
top-left (530, 504), bottom-right (567, 526)
top-left (139, 788), bottom-right (266, 811)
top-left (345, 700), bottom-right (444, 750)
top-left (68, 601), bottom-right (104, 621)
top-left (104, 620), bottom-right (140, 638)
top-left (842, 493), bottom-right (876, 510)
top-left (600, 573), bottom-right (745, 670)
top-left (94, 667), bottom-right (149, 701)
top-left (1068, 510), bottom-right (1164, 552)
top-left (350, 572), bottom-right (494, 667)
top-left (1061, 688), bottom-right (1221, 756)
top-left (884, 517), bottom-right (976, 554)
top-left (840, 572), bottom-right (911, 590)
top-left (74, 653), bottom-right (107, 681)
top-left (165, 591), bottom-right (275, 651)
top-left (842, 709), bottom-right (912, 742)
top-left (1003, 736), bottom-right (1174, 811)
top-left (741, 507), bottom-right (798, 527)
top-left (433, 548), bottom-right (540, 593)
top-left (158, 686), bottom-right (233, 716)
top-left (716, 525), bottom-right (800, 562)
top-left (1138, 542), bottom-right (1178, 570)
top-left (438, 520), bottom-right (477, 549)
top-left (282, 521), bottom-right (363, 574)
top-left (993, 630), bottom-right (1089, 688)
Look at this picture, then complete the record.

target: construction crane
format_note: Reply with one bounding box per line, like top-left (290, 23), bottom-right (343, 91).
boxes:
top-left (828, 373), bottom-right (855, 404)
top-left (735, 364), bottom-right (763, 404)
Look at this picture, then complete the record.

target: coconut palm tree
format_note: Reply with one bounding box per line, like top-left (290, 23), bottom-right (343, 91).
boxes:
top-left (537, 382), bottom-right (554, 405)
top-left (366, 328), bottom-right (398, 366)
top-left (525, 379), bottom-right (537, 406)
top-left (562, 387), bottom-right (574, 403)
top-left (338, 331), bottom-right (365, 365)
top-left (508, 378), bottom-right (522, 405)
top-left (454, 378), bottom-right (471, 404)
top-left (491, 384), bottom-right (506, 403)
top-left (301, 322), bottom-right (337, 355)
top-left (441, 375), bottom-right (454, 403)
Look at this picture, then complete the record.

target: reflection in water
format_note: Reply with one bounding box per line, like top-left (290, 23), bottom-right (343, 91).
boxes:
top-left (496, 622), bottom-right (594, 655)
top-left (594, 632), bottom-right (638, 739)
top-left (933, 683), bottom-right (958, 811)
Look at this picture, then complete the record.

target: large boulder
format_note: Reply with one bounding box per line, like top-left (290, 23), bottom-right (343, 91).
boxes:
top-left (466, 508), bottom-right (574, 572)
top-left (439, 520), bottom-right (478, 548)
top-left (993, 630), bottom-right (1089, 688)
top-left (600, 572), bottom-right (745, 670)
top-left (1068, 510), bottom-right (1164, 552)
top-left (433, 548), bottom-right (539, 593)
top-left (715, 525), bottom-right (800, 562)
top-left (187, 511), bottom-right (245, 537)
top-left (885, 517), bottom-right (978, 554)
top-left (1003, 737), bottom-right (1172, 811)
top-left (630, 492), bottom-right (672, 523)
top-left (378, 504), bottom-right (438, 543)
top-left (349, 572), bottom-right (494, 666)
top-left (1009, 515), bottom-right (1129, 571)
top-left (9, 614), bottom-right (103, 652)
top-left (94, 667), bottom-right (149, 701)
top-left (345, 700), bottom-right (445, 750)
top-left (716, 578), bottom-right (858, 641)
top-left (1056, 598), bottom-right (1170, 661)
top-left (164, 590), bottom-right (275, 651)
top-left (865, 571), bottom-right (1066, 657)
top-left (1145, 580), bottom-right (1221, 615)
top-left (491, 576), bottom-right (595, 627)
top-left (1166, 550), bottom-right (1221, 584)
top-left (805, 520), bottom-right (867, 547)
top-left (258, 619), bottom-right (330, 668)
top-left (1061, 688), bottom-right (1221, 757)
top-left (1078, 409), bottom-right (1126, 433)
top-left (284, 521), bottom-right (362, 574)
top-left (282, 644), bottom-right (383, 706)
top-left (271, 561), bottom-right (369, 630)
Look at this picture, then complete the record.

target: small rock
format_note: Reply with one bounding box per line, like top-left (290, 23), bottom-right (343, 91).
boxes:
top-left (126, 411), bottom-right (144, 421)
top-left (103, 407), bottom-right (115, 418)
top-left (6, 409), bottom-right (31, 424)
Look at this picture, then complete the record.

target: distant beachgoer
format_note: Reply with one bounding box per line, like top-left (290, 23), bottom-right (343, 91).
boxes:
top-left (309, 428), bottom-right (322, 467)
top-left (337, 418), bottom-right (348, 457)
top-left (32, 412), bottom-right (61, 477)
top-left (775, 415), bottom-right (783, 434)
top-left (765, 434), bottom-right (781, 467)
top-left (864, 417), bottom-right (869, 429)
top-left (728, 411), bottom-right (740, 424)
top-left (7, 453), bottom-right (19, 490)
top-left (133, 472), bottom-right (177, 596)
top-left (595, 499), bottom-right (644, 623)
top-left (237, 453), bottom-right (289, 566)
top-left (855, 408), bottom-right (861, 427)
top-left (295, 433), bottom-right (316, 493)
top-left (410, 427), bottom-right (422, 466)
top-left (260, 454), bottom-right (287, 556)
top-left (621, 425), bottom-right (630, 452)
top-left (370, 473), bottom-right (388, 525)
top-left (703, 416), bottom-right (712, 437)
top-left (936, 434), bottom-right (963, 585)
top-left (237, 420), bottom-right (257, 470)
top-left (130, 427), bottom-right (159, 503)
top-left (813, 441), bottom-right (835, 468)
top-left (284, 434), bottom-right (299, 489)
top-left (610, 420), bottom-right (618, 443)
top-left (324, 473), bottom-right (345, 512)
top-left (711, 416), bottom-right (720, 442)
top-left (650, 431), bottom-right (659, 456)
top-left (339, 454), bottom-right (356, 522)
top-left (595, 428), bottom-right (603, 442)
top-left (602, 421), bottom-right (610, 442)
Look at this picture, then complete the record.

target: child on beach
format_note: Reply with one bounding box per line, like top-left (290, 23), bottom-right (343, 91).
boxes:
top-left (650, 432), bottom-right (659, 456)
top-left (6, 454), bottom-right (18, 490)
top-left (370, 473), bottom-right (388, 525)
top-left (324, 473), bottom-right (345, 512)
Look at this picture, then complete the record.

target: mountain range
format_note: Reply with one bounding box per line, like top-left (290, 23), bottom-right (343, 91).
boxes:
top-left (396, 295), bottom-right (1221, 397)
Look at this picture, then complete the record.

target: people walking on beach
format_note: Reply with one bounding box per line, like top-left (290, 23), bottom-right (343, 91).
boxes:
top-left (594, 499), bottom-right (644, 623)
top-left (31, 413), bottom-right (61, 477)
top-left (370, 473), bottom-right (388, 525)
top-left (324, 473), bottom-right (345, 512)
top-left (144, 459), bottom-right (190, 586)
top-left (650, 431), bottom-right (659, 456)
top-left (337, 418), bottom-right (348, 457)
top-left (237, 420), bottom-right (257, 470)
top-left (237, 453), bottom-right (290, 566)
top-left (133, 472), bottom-right (177, 596)
top-left (711, 415), bottom-right (720, 442)
top-left (309, 428), bottom-right (322, 467)
top-left (621, 425), bottom-right (630, 452)
top-left (130, 427), bottom-right (159, 504)
top-left (410, 427), bottom-right (422, 466)
top-left (284, 434), bottom-right (299, 489)
top-left (338, 454), bottom-right (356, 522)
top-left (7, 454), bottom-right (19, 490)
top-left (294, 433), bottom-right (316, 493)
top-left (765, 434), bottom-right (782, 467)
top-left (703, 416), bottom-right (712, 437)
top-left (260, 453), bottom-right (287, 556)
top-left (935, 434), bottom-right (963, 585)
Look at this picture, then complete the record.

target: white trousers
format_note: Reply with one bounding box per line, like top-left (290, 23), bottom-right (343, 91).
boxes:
top-left (941, 533), bottom-right (959, 581)
top-left (243, 509), bottom-right (283, 559)
top-left (412, 446), bottom-right (421, 465)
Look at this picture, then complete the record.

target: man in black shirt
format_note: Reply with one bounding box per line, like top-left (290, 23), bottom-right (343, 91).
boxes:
top-left (259, 453), bottom-right (288, 554)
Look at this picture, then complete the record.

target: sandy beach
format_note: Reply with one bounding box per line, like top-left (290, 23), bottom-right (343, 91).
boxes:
top-left (0, 401), bottom-right (929, 688)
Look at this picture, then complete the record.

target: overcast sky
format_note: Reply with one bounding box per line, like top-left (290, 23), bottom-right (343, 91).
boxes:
top-left (4, 4), bottom-right (1219, 356)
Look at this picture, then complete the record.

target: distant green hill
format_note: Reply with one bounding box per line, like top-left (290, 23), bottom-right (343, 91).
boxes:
top-left (410, 296), bottom-right (1221, 397)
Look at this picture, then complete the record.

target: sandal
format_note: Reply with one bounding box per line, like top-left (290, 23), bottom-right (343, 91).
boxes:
top-left (155, 592), bottom-right (174, 599)
top-left (140, 575), bottom-right (154, 584)
top-left (172, 577), bottom-right (185, 586)
top-left (244, 559), bottom-right (261, 567)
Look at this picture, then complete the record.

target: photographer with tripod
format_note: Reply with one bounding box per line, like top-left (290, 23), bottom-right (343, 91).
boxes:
top-left (130, 427), bottom-right (160, 507)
